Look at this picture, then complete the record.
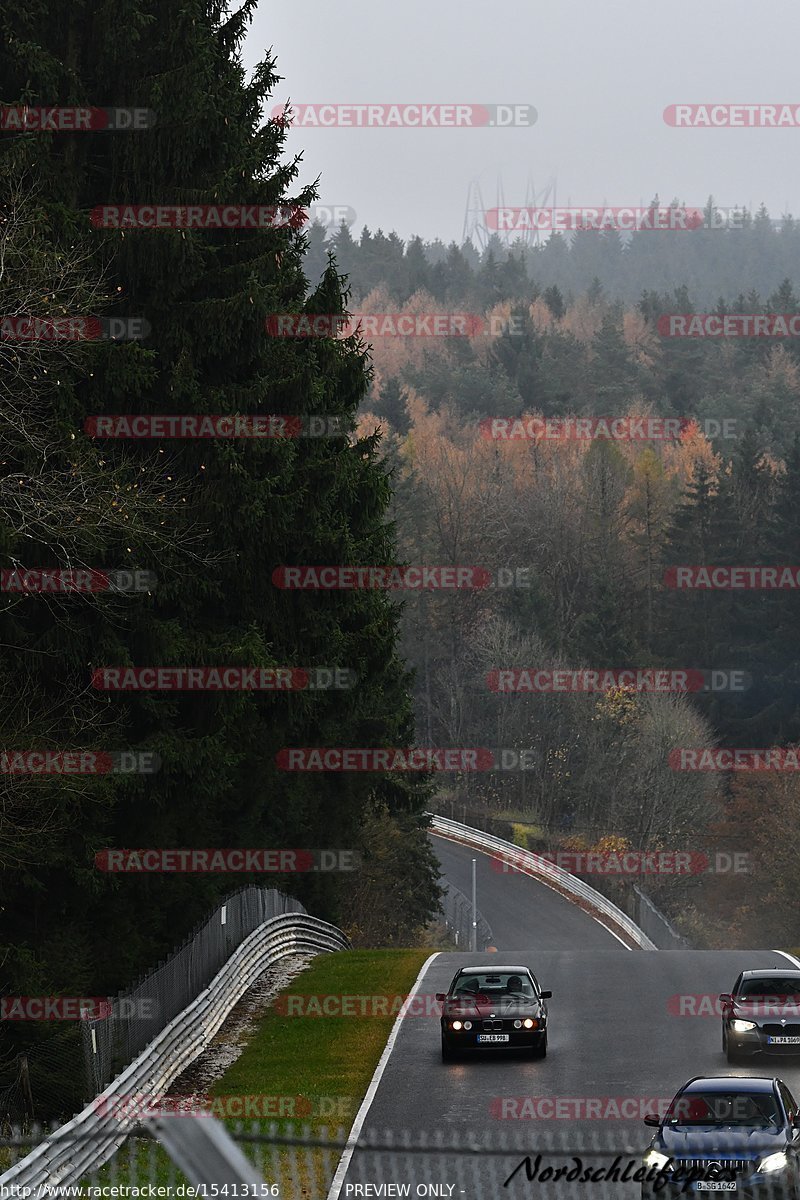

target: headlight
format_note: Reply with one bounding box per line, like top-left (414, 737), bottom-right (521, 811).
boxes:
top-left (523, 1018), bottom-right (537, 1029)
top-left (643, 1149), bottom-right (669, 1169)
top-left (513, 1019), bottom-right (522, 1029)
top-left (731, 1019), bottom-right (757, 1032)
top-left (451, 1020), bottom-right (462, 1031)
top-left (463, 1021), bottom-right (472, 1030)
top-left (758, 1152), bottom-right (788, 1174)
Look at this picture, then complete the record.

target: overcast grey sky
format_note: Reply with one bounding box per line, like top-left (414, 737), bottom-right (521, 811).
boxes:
top-left (243, 0), bottom-right (800, 245)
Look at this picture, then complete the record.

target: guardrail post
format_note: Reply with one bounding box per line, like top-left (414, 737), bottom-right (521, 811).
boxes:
top-left (142, 1115), bottom-right (266, 1185)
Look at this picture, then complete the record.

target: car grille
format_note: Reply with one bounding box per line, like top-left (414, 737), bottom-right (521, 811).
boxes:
top-left (676, 1158), bottom-right (753, 1178)
top-left (763, 1023), bottom-right (800, 1036)
top-left (482, 1019), bottom-right (505, 1031)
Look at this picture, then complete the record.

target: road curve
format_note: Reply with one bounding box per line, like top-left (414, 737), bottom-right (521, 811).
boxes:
top-left (432, 833), bottom-right (627, 951)
top-left (329, 836), bottom-right (800, 1198)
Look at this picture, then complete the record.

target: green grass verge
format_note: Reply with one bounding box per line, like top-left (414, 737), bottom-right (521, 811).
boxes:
top-left (213, 949), bottom-right (430, 1130)
top-left (85, 949), bottom-right (431, 1197)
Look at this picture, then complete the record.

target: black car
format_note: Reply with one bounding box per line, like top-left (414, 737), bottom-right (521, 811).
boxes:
top-left (721, 971), bottom-right (800, 1062)
top-left (641, 1076), bottom-right (800, 1198)
top-left (436, 965), bottom-right (550, 1061)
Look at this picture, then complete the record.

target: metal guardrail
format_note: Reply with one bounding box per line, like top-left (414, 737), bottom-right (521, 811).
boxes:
top-left (429, 815), bottom-right (658, 950)
top-left (85, 885), bottom-right (308, 1096)
top-left (634, 884), bottom-right (688, 950)
top-left (0, 913), bottom-right (349, 1188)
top-left (145, 1113), bottom-right (268, 1186)
top-left (439, 879), bottom-right (493, 949)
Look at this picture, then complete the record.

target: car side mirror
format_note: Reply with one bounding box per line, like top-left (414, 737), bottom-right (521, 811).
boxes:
top-left (435, 993), bottom-right (446, 1002)
top-left (719, 994), bottom-right (733, 1004)
top-left (540, 990), bottom-right (552, 999)
top-left (643, 1114), bottom-right (660, 1127)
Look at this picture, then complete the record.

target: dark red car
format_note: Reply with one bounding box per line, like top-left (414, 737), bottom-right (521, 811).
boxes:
top-left (436, 964), bottom-right (551, 1061)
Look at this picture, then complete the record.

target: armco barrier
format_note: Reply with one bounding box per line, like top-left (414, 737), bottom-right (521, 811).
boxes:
top-left (85, 885), bottom-right (309, 1096)
top-left (0, 912), bottom-right (349, 1188)
top-left (634, 883), bottom-right (688, 949)
top-left (429, 814), bottom-right (658, 950)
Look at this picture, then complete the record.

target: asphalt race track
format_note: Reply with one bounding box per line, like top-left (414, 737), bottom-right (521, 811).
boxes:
top-left (329, 837), bottom-right (800, 1199)
top-left (433, 834), bottom-right (626, 951)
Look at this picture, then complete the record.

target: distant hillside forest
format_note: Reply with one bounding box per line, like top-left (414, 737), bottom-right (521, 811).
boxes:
top-left (304, 203), bottom-right (800, 458)
top-left (302, 204), bottom-right (800, 948)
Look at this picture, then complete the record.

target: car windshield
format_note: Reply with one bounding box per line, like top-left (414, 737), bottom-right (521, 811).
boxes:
top-left (738, 978), bottom-right (800, 1000)
top-left (452, 972), bottom-right (535, 997)
top-left (665, 1092), bottom-right (781, 1127)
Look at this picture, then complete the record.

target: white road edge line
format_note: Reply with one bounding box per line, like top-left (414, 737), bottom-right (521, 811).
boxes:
top-left (326, 952), bottom-right (440, 1200)
top-left (773, 950), bottom-right (800, 970)
top-left (432, 832), bottom-right (633, 952)
top-left (589, 915), bottom-right (632, 949)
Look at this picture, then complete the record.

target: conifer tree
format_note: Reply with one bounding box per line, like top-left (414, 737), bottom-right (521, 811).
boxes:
top-left (0, 0), bottom-right (439, 1010)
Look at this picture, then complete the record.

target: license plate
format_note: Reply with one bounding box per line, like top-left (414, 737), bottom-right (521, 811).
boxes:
top-left (696, 1184), bottom-right (736, 1192)
top-left (477, 1033), bottom-right (509, 1043)
top-left (767, 1035), bottom-right (800, 1044)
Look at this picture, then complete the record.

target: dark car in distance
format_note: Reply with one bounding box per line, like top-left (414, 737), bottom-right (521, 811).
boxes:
top-left (436, 965), bottom-right (550, 1061)
top-left (721, 970), bottom-right (800, 1063)
top-left (641, 1076), bottom-right (800, 1198)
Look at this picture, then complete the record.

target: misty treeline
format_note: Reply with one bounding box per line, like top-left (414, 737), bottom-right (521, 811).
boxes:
top-left (305, 218), bottom-right (800, 459)
top-left (309, 202), bottom-right (800, 312)
top-left (0, 0), bottom-right (441, 1119)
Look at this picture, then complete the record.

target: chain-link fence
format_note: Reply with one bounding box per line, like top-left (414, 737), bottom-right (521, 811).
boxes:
top-left (0, 1025), bottom-right (87, 1128)
top-left (2, 1120), bottom-right (791, 1199)
top-left (438, 880), bottom-right (493, 950)
top-left (0, 888), bottom-right (307, 1126)
top-left (82, 887), bottom-right (306, 1098)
